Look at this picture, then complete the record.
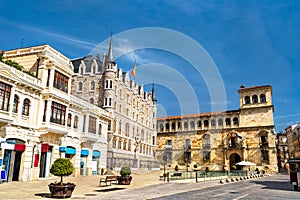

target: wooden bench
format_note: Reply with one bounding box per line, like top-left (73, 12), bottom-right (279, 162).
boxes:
top-left (99, 176), bottom-right (119, 186)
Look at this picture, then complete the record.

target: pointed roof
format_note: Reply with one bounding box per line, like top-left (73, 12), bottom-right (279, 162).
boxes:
top-left (107, 34), bottom-right (114, 62)
top-left (152, 83), bottom-right (157, 102)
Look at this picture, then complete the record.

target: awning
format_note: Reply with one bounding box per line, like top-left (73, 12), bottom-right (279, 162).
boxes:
top-left (81, 150), bottom-right (89, 156)
top-left (59, 146), bottom-right (76, 155)
top-left (92, 150), bottom-right (101, 157)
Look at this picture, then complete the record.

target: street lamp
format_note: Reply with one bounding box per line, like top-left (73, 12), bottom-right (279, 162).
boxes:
top-left (163, 155), bottom-right (167, 181)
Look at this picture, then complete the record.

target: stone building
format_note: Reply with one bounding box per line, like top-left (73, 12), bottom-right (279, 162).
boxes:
top-left (276, 132), bottom-right (289, 171)
top-left (285, 123), bottom-right (300, 161)
top-left (70, 36), bottom-right (157, 170)
top-left (156, 85), bottom-right (277, 173)
top-left (0, 45), bottom-right (110, 182)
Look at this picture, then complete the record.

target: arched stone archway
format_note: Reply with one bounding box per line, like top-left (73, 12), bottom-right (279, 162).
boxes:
top-left (229, 153), bottom-right (242, 170)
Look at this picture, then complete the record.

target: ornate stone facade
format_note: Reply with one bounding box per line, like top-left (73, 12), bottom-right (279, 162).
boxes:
top-left (156, 85), bottom-right (277, 173)
top-left (70, 36), bottom-right (157, 170)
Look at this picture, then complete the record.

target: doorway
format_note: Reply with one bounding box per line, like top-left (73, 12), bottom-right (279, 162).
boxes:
top-left (229, 153), bottom-right (242, 170)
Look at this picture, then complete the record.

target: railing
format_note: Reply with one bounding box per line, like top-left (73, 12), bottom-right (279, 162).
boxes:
top-left (166, 170), bottom-right (247, 182)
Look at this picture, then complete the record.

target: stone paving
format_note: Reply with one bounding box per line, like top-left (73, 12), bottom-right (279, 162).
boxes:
top-left (0, 170), bottom-right (288, 200)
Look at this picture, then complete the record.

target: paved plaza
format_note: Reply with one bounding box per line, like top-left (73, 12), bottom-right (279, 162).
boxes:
top-left (0, 170), bottom-right (297, 200)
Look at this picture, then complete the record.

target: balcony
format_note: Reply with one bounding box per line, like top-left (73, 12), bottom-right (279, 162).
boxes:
top-left (228, 142), bottom-right (242, 149)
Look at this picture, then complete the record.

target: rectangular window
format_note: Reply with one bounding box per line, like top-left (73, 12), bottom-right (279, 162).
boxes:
top-left (0, 81), bottom-right (11, 111)
top-left (43, 100), bottom-right (47, 122)
top-left (88, 116), bottom-right (97, 134)
top-left (53, 70), bottom-right (69, 93)
top-left (50, 101), bottom-right (66, 125)
top-left (185, 139), bottom-right (191, 149)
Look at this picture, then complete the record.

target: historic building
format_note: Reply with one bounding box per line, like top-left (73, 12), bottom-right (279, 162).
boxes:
top-left (0, 45), bottom-right (110, 182)
top-left (156, 85), bottom-right (277, 173)
top-left (276, 132), bottom-right (289, 171)
top-left (285, 123), bottom-right (300, 161)
top-left (70, 36), bottom-right (157, 170)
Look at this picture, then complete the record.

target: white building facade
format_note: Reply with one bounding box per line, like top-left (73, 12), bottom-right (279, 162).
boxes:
top-left (0, 45), bottom-right (110, 182)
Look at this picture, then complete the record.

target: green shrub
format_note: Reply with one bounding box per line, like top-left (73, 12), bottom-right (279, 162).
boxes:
top-left (50, 158), bottom-right (73, 184)
top-left (120, 166), bottom-right (131, 177)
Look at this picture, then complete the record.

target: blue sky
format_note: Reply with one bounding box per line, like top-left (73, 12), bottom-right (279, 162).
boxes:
top-left (1, 0), bottom-right (300, 132)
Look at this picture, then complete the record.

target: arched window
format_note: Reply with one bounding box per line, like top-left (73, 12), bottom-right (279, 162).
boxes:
top-left (184, 122), bottom-right (188, 129)
top-left (197, 120), bottom-right (202, 128)
top-left (22, 98), bottom-right (30, 116)
top-left (74, 115), bottom-right (78, 128)
top-left (171, 122), bottom-right (176, 130)
top-left (90, 81), bottom-right (95, 90)
top-left (190, 121), bottom-right (195, 129)
top-left (177, 122), bottom-right (181, 130)
top-left (67, 113), bottom-right (72, 127)
top-left (13, 95), bottom-right (19, 113)
top-left (252, 95), bottom-right (258, 103)
top-left (260, 94), bottom-right (266, 103)
top-left (159, 124), bottom-right (164, 132)
top-left (225, 118), bottom-right (231, 126)
top-left (218, 119), bottom-right (223, 126)
top-left (245, 96), bottom-right (250, 104)
top-left (233, 117), bottom-right (239, 125)
top-left (204, 120), bottom-right (209, 127)
top-left (80, 67), bottom-right (83, 75)
top-left (90, 98), bottom-right (94, 104)
top-left (165, 123), bottom-right (170, 131)
top-left (78, 82), bottom-right (83, 91)
top-left (211, 119), bottom-right (216, 126)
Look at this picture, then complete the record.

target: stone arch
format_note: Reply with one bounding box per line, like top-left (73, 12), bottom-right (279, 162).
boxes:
top-left (229, 153), bottom-right (242, 170)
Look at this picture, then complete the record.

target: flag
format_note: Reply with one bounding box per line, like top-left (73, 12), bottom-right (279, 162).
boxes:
top-left (236, 133), bottom-right (243, 139)
top-left (131, 62), bottom-right (136, 77)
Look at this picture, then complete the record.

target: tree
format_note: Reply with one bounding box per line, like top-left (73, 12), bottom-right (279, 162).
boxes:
top-left (50, 158), bottom-right (73, 184)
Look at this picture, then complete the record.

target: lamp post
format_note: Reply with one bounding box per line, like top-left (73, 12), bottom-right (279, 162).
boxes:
top-left (163, 155), bottom-right (167, 181)
top-left (134, 134), bottom-right (141, 168)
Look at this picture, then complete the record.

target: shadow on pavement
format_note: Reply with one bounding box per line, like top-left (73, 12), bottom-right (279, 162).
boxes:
top-left (94, 187), bottom-right (126, 192)
top-left (34, 193), bottom-right (51, 198)
top-left (251, 180), bottom-right (295, 191)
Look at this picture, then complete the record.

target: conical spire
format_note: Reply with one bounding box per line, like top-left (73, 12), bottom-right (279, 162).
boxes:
top-left (107, 33), bottom-right (114, 62)
top-left (151, 83), bottom-right (157, 102)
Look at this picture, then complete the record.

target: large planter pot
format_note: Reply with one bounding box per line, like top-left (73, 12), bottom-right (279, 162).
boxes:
top-left (48, 182), bottom-right (76, 198)
top-left (117, 176), bottom-right (132, 185)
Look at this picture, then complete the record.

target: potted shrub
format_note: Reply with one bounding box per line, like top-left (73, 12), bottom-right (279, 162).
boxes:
top-left (117, 166), bottom-right (132, 185)
top-left (48, 158), bottom-right (76, 198)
